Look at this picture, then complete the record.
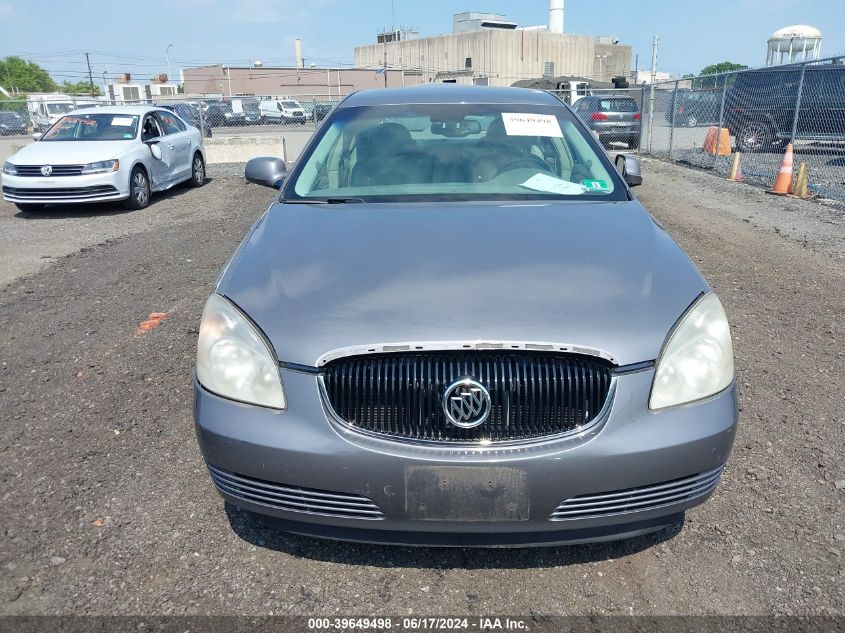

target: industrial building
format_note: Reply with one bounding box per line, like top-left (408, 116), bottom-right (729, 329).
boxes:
top-left (181, 64), bottom-right (422, 98)
top-left (106, 73), bottom-right (179, 103)
top-left (354, 1), bottom-right (631, 86)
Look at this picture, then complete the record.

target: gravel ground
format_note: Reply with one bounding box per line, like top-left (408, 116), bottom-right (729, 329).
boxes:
top-left (0, 160), bottom-right (843, 617)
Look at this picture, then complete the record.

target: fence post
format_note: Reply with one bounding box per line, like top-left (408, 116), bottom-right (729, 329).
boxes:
top-left (713, 76), bottom-right (729, 169)
top-left (789, 62), bottom-right (807, 144)
top-left (647, 84), bottom-right (656, 153)
top-left (198, 101), bottom-right (206, 139)
top-left (640, 83), bottom-right (647, 153)
top-left (668, 80), bottom-right (679, 160)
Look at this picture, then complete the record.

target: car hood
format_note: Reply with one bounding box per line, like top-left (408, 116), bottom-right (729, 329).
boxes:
top-left (219, 200), bottom-right (708, 367)
top-left (10, 140), bottom-right (136, 165)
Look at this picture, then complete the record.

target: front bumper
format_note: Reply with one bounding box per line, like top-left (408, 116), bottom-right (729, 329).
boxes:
top-left (2, 170), bottom-right (129, 204)
top-left (195, 369), bottom-right (737, 547)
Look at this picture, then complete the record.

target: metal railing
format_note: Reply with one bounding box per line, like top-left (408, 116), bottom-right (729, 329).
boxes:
top-left (636, 54), bottom-right (845, 201)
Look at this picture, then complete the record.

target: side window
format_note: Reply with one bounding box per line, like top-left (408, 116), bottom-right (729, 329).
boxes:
top-left (141, 115), bottom-right (163, 141)
top-left (157, 111), bottom-right (185, 135)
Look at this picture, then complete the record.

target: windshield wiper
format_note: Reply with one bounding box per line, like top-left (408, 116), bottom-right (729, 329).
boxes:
top-left (283, 197), bottom-right (365, 204)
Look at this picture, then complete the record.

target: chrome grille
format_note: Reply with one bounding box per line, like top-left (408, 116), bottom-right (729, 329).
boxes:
top-left (14, 164), bottom-right (85, 177)
top-left (321, 351), bottom-right (613, 443)
top-left (550, 465), bottom-right (724, 520)
top-left (207, 463), bottom-right (384, 520)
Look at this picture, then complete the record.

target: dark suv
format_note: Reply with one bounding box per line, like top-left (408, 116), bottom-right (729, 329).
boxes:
top-left (666, 89), bottom-right (721, 127)
top-left (571, 95), bottom-right (641, 149)
top-left (724, 63), bottom-right (845, 152)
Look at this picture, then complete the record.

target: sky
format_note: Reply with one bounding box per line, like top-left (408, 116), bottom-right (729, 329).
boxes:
top-left (0, 0), bottom-right (842, 86)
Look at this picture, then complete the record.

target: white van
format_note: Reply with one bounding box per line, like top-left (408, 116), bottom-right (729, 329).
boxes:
top-left (258, 98), bottom-right (306, 125)
top-left (26, 94), bottom-right (77, 131)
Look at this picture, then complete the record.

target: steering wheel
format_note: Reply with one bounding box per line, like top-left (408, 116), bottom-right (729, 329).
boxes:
top-left (495, 155), bottom-right (553, 176)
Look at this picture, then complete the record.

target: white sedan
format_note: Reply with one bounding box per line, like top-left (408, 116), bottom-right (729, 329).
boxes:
top-left (1, 105), bottom-right (206, 211)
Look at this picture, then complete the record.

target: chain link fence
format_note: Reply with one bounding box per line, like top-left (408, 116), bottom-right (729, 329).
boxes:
top-left (0, 94), bottom-right (346, 139)
top-left (638, 55), bottom-right (845, 201)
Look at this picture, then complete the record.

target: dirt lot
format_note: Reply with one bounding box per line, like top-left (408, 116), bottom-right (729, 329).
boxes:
top-left (0, 160), bottom-right (843, 617)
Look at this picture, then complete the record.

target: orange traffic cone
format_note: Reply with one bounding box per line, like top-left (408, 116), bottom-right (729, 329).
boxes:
top-left (768, 143), bottom-right (794, 195)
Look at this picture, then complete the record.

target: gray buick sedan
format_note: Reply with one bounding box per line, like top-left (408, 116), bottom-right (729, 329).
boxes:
top-left (194, 85), bottom-right (737, 547)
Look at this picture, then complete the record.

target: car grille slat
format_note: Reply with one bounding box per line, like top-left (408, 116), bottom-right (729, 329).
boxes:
top-left (550, 465), bottom-right (725, 520)
top-left (14, 164), bottom-right (85, 177)
top-left (322, 351), bottom-right (613, 443)
top-left (207, 463), bottom-right (385, 520)
top-left (3, 185), bottom-right (118, 200)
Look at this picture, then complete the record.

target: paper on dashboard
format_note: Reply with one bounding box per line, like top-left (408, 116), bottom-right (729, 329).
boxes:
top-left (520, 173), bottom-right (587, 195)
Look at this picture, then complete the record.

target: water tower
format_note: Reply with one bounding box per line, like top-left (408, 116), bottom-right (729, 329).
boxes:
top-left (766, 25), bottom-right (822, 66)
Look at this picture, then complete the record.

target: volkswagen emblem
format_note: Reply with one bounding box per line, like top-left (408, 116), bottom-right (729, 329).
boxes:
top-left (40, 165), bottom-right (53, 176)
top-left (442, 378), bottom-right (491, 428)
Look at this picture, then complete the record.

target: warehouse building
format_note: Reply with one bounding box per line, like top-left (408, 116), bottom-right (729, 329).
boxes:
top-left (354, 3), bottom-right (631, 87)
top-left (181, 64), bottom-right (423, 98)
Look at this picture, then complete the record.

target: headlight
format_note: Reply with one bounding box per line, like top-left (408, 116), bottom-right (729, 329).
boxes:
top-left (649, 293), bottom-right (734, 410)
top-left (2, 161), bottom-right (17, 175)
top-left (196, 294), bottom-right (286, 409)
top-left (81, 159), bottom-right (119, 174)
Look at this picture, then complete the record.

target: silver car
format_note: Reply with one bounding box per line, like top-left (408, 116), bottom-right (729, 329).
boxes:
top-left (2, 105), bottom-right (206, 211)
top-left (194, 85), bottom-right (737, 547)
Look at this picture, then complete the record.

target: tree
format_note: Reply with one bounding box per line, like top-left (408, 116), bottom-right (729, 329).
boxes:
top-left (0, 56), bottom-right (57, 92)
top-left (696, 62), bottom-right (749, 89)
top-left (700, 61), bottom-right (749, 76)
top-left (60, 80), bottom-right (101, 96)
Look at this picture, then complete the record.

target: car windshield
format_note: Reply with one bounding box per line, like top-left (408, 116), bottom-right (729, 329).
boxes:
top-left (46, 103), bottom-right (74, 115)
top-left (42, 113), bottom-right (140, 141)
top-left (282, 101), bottom-right (299, 108)
top-left (288, 102), bottom-right (622, 202)
top-left (0, 112), bottom-right (22, 120)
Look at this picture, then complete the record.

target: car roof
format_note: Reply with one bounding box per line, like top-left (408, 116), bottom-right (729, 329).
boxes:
top-left (339, 84), bottom-right (561, 108)
top-left (581, 94), bottom-right (636, 100)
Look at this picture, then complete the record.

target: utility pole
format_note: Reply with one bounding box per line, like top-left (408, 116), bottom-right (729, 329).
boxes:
top-left (85, 52), bottom-right (95, 96)
top-left (166, 44), bottom-right (174, 82)
top-left (383, 47), bottom-right (388, 88)
top-left (646, 35), bottom-right (659, 153)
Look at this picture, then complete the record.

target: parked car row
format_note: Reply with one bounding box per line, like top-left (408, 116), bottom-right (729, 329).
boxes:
top-left (197, 97), bottom-right (339, 128)
top-left (0, 96), bottom-right (342, 136)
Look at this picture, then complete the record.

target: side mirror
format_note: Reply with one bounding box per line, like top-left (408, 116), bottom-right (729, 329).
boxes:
top-left (32, 132), bottom-right (43, 141)
top-left (615, 153), bottom-right (643, 187)
top-left (245, 156), bottom-right (287, 189)
top-left (148, 143), bottom-right (163, 161)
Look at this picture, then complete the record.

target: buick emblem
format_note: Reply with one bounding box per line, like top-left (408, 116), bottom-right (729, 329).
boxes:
top-left (40, 165), bottom-right (53, 176)
top-left (442, 378), bottom-right (491, 428)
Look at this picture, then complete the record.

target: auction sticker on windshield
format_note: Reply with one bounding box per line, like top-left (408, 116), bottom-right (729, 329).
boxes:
top-left (502, 112), bottom-right (563, 137)
top-left (582, 179), bottom-right (611, 191)
top-left (111, 117), bottom-right (134, 126)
